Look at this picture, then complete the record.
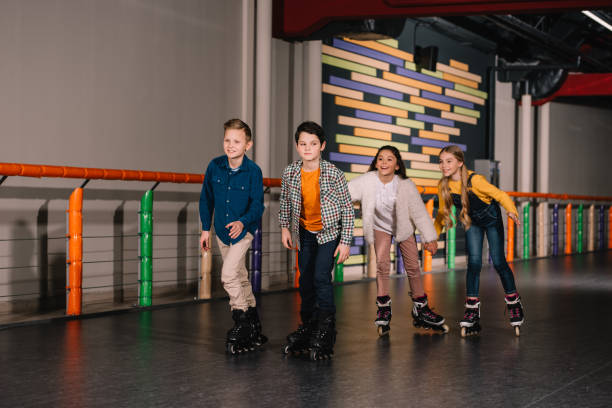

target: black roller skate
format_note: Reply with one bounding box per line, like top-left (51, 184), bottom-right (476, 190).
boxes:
top-left (246, 306), bottom-right (268, 347)
top-left (412, 294), bottom-right (449, 333)
top-left (505, 293), bottom-right (524, 337)
top-left (282, 312), bottom-right (317, 355)
top-left (459, 298), bottom-right (481, 337)
top-left (309, 311), bottom-right (336, 361)
top-left (375, 296), bottom-right (392, 336)
top-left (226, 309), bottom-right (255, 354)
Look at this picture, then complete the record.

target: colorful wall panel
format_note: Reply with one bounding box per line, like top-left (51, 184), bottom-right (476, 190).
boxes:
top-left (323, 25), bottom-right (493, 266)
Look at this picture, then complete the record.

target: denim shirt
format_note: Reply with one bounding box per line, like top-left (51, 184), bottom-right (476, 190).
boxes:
top-left (199, 155), bottom-right (264, 245)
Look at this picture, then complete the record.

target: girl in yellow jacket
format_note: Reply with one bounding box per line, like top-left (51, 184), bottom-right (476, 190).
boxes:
top-left (435, 145), bottom-right (524, 337)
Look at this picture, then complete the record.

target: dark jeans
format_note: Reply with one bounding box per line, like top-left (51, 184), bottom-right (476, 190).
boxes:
top-left (465, 204), bottom-right (517, 297)
top-left (298, 227), bottom-right (338, 315)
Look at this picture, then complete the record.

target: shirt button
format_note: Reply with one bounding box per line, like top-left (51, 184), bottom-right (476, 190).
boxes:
top-left (226, 200), bottom-right (230, 203)
top-left (226, 214), bottom-right (229, 217)
top-left (228, 186), bottom-right (231, 190)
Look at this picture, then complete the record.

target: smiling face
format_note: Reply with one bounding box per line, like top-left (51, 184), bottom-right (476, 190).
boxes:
top-left (375, 149), bottom-right (399, 178)
top-left (439, 151), bottom-right (463, 180)
top-left (296, 131), bottom-right (325, 163)
top-left (223, 128), bottom-right (252, 162)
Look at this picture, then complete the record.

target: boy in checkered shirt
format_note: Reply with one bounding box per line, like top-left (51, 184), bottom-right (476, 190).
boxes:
top-left (279, 121), bottom-right (354, 359)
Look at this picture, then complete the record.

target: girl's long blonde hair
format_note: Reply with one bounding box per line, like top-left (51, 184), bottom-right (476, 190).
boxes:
top-left (438, 145), bottom-right (471, 230)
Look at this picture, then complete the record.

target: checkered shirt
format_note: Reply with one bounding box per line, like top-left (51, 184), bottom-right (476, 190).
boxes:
top-left (279, 159), bottom-right (354, 248)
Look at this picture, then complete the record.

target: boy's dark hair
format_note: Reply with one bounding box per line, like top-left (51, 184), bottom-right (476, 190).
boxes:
top-left (368, 145), bottom-right (407, 179)
top-left (294, 121), bottom-right (325, 144)
top-left (224, 118), bottom-right (252, 142)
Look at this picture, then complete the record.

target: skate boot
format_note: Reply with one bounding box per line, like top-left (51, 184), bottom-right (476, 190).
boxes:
top-left (375, 296), bottom-right (392, 336)
top-left (226, 309), bottom-right (255, 354)
top-left (412, 294), bottom-right (449, 333)
top-left (309, 311), bottom-right (336, 360)
top-left (246, 306), bottom-right (268, 347)
top-left (459, 298), bottom-right (481, 337)
top-left (505, 293), bottom-right (524, 337)
top-left (282, 311), bottom-right (317, 355)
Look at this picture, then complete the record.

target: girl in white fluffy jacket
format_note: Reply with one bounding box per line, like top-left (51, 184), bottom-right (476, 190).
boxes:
top-left (348, 146), bottom-right (449, 335)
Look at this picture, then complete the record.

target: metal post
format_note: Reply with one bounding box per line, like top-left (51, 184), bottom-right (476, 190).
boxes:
top-left (577, 204), bottom-right (583, 254)
top-left (507, 213), bottom-right (515, 262)
top-left (251, 224), bottom-right (262, 293)
top-left (396, 243), bottom-right (404, 274)
top-left (66, 188), bottom-right (83, 315)
top-left (552, 204), bottom-right (559, 256)
top-left (599, 205), bottom-right (605, 250)
top-left (334, 254), bottom-right (344, 283)
top-left (523, 201), bottom-right (530, 259)
top-left (139, 190), bottom-right (154, 307)
top-left (447, 206), bottom-right (456, 269)
top-left (565, 203), bottom-right (572, 255)
top-left (587, 204), bottom-right (595, 252)
top-left (423, 199), bottom-right (434, 272)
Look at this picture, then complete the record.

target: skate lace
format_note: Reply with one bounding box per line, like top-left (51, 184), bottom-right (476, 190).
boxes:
top-left (419, 305), bottom-right (439, 320)
top-left (509, 304), bottom-right (523, 319)
top-left (376, 307), bottom-right (391, 320)
top-left (463, 308), bottom-right (478, 320)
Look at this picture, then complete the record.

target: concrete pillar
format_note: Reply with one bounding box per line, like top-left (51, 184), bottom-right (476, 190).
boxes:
top-left (241, 0), bottom-right (255, 126)
top-left (537, 102), bottom-right (550, 193)
top-left (517, 93), bottom-right (533, 258)
top-left (255, 0), bottom-right (272, 177)
top-left (304, 41), bottom-right (322, 124)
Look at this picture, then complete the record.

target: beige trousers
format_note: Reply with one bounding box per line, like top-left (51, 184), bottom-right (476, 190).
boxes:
top-left (373, 230), bottom-right (425, 298)
top-left (216, 233), bottom-right (256, 311)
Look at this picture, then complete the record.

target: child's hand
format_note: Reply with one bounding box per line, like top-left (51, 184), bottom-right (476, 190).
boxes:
top-left (281, 227), bottom-right (293, 250)
top-left (225, 221), bottom-right (244, 239)
top-left (200, 231), bottom-right (210, 251)
top-left (509, 212), bottom-right (521, 226)
top-left (423, 240), bottom-right (438, 256)
top-left (334, 244), bottom-right (350, 264)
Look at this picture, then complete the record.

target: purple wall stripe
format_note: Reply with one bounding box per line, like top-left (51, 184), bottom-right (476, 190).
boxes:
top-left (330, 76), bottom-right (403, 100)
top-left (353, 236), bottom-right (365, 246)
top-left (411, 137), bottom-right (467, 150)
top-left (355, 109), bottom-right (392, 123)
top-left (421, 90), bottom-right (475, 109)
top-left (329, 152), bottom-right (373, 165)
top-left (414, 113), bottom-right (455, 127)
top-left (350, 246), bottom-right (363, 255)
top-left (395, 66), bottom-right (454, 88)
top-left (332, 38), bottom-right (404, 67)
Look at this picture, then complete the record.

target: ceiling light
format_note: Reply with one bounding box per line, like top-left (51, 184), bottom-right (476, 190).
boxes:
top-left (582, 10), bottom-right (612, 32)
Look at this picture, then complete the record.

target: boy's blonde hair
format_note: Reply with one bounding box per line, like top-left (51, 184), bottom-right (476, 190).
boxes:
top-left (224, 118), bottom-right (252, 142)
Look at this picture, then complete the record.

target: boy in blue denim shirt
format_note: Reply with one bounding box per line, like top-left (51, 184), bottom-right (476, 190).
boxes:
top-left (199, 119), bottom-right (266, 354)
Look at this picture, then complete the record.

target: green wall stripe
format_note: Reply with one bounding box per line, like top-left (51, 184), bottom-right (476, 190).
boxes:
top-left (322, 54), bottom-right (377, 76)
top-left (337, 134), bottom-right (408, 151)
top-left (396, 117), bottom-right (425, 130)
top-left (454, 106), bottom-right (481, 118)
top-left (406, 168), bottom-right (443, 179)
top-left (378, 38), bottom-right (398, 48)
top-left (380, 96), bottom-right (425, 113)
top-left (454, 83), bottom-right (488, 99)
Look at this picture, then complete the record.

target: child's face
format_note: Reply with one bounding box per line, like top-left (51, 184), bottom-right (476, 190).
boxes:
top-left (439, 151), bottom-right (463, 178)
top-left (296, 132), bottom-right (325, 162)
top-left (375, 149), bottom-right (399, 177)
top-left (223, 128), bottom-right (252, 161)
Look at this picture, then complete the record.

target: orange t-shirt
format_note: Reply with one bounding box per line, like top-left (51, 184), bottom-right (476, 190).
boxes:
top-left (300, 168), bottom-right (323, 231)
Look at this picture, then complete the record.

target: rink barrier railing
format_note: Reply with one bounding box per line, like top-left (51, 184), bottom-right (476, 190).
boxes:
top-left (1, 162), bottom-right (612, 316)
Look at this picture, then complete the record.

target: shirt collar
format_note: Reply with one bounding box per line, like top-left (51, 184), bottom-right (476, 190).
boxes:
top-left (222, 155), bottom-right (250, 172)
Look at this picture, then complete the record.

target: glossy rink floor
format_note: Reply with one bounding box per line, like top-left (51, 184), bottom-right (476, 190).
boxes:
top-left (2, 252), bottom-right (612, 408)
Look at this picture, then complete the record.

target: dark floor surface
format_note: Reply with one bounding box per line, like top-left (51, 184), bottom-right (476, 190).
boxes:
top-left (1, 251), bottom-right (612, 408)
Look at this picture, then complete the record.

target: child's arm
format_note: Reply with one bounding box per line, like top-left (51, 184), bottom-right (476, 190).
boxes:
top-left (472, 175), bottom-right (519, 223)
top-left (233, 166), bottom-right (265, 236)
top-left (347, 176), bottom-right (362, 202)
top-left (279, 166), bottom-right (293, 249)
top-left (404, 180), bottom-right (437, 244)
top-left (336, 171), bottom-right (355, 263)
top-left (199, 162), bottom-right (215, 249)
top-left (433, 190), bottom-right (446, 237)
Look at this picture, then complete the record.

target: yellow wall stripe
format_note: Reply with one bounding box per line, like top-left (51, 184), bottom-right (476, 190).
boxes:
top-left (396, 117), bottom-right (425, 130)
top-left (454, 105), bottom-right (481, 118)
top-left (441, 111), bottom-right (477, 125)
top-left (445, 88), bottom-right (485, 105)
top-left (354, 127), bottom-right (391, 141)
top-left (322, 44), bottom-right (389, 71)
top-left (322, 83), bottom-right (364, 100)
top-left (351, 72), bottom-right (419, 96)
top-left (422, 146), bottom-right (442, 156)
top-left (410, 95), bottom-right (451, 111)
top-left (377, 38), bottom-right (398, 48)
top-left (335, 96), bottom-right (408, 118)
top-left (455, 83), bottom-right (488, 99)
top-left (406, 169), bottom-right (442, 179)
top-left (383, 71), bottom-right (442, 94)
top-left (337, 134), bottom-right (408, 151)
top-left (411, 161), bottom-right (441, 171)
top-left (410, 177), bottom-right (440, 187)
top-left (401, 151), bottom-right (431, 162)
top-left (339, 144), bottom-right (378, 156)
top-left (322, 54), bottom-right (377, 76)
top-left (380, 96), bottom-right (424, 113)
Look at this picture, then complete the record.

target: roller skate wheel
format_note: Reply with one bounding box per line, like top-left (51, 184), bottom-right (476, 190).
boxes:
top-left (282, 344), bottom-right (291, 355)
top-left (514, 326), bottom-right (521, 337)
top-left (460, 327), bottom-right (467, 337)
top-left (227, 343), bottom-right (237, 354)
top-left (441, 324), bottom-right (450, 333)
top-left (377, 326), bottom-right (389, 336)
top-left (310, 349), bottom-right (318, 361)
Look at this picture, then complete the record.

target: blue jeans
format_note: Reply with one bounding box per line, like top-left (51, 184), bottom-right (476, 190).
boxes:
top-left (298, 227), bottom-right (338, 314)
top-left (465, 204), bottom-right (517, 297)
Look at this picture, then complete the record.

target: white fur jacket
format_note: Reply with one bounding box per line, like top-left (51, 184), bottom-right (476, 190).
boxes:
top-left (348, 171), bottom-right (437, 245)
